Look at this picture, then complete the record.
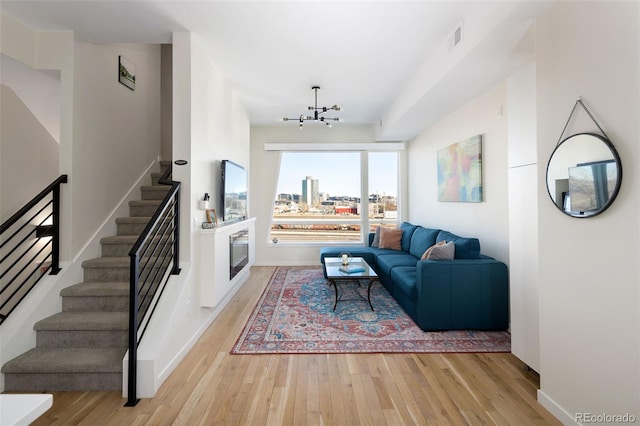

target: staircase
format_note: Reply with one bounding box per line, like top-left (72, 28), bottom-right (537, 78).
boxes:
top-left (1, 163), bottom-right (170, 391)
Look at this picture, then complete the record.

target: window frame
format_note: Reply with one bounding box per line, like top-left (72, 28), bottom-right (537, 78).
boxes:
top-left (266, 143), bottom-right (404, 246)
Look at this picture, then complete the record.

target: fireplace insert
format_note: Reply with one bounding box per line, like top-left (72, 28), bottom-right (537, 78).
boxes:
top-left (229, 229), bottom-right (249, 279)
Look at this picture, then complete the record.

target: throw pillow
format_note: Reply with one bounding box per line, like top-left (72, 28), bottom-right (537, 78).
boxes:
top-left (378, 227), bottom-right (402, 250)
top-left (420, 240), bottom-right (446, 260)
top-left (427, 240), bottom-right (455, 260)
top-left (371, 226), bottom-right (381, 247)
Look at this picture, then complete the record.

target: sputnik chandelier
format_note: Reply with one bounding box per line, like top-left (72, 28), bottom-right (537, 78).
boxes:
top-left (282, 86), bottom-right (342, 128)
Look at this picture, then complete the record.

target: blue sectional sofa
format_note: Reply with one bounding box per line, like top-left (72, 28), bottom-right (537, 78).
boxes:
top-left (320, 222), bottom-right (509, 331)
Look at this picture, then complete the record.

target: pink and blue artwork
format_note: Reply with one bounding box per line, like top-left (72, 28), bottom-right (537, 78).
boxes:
top-left (437, 135), bottom-right (483, 202)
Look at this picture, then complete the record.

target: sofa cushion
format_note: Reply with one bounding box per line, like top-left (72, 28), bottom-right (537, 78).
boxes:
top-left (371, 226), bottom-right (382, 247)
top-left (436, 230), bottom-right (480, 259)
top-left (376, 252), bottom-right (418, 276)
top-left (409, 227), bottom-right (440, 259)
top-left (399, 222), bottom-right (418, 252)
top-left (379, 227), bottom-right (402, 250)
top-left (425, 241), bottom-right (455, 260)
top-left (369, 247), bottom-right (403, 258)
top-left (421, 240), bottom-right (445, 260)
top-left (391, 267), bottom-right (417, 301)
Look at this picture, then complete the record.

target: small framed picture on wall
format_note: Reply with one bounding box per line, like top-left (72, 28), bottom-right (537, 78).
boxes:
top-left (206, 209), bottom-right (218, 225)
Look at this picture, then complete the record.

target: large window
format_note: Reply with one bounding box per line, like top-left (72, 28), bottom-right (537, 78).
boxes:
top-left (368, 151), bottom-right (398, 232)
top-left (270, 149), bottom-right (399, 244)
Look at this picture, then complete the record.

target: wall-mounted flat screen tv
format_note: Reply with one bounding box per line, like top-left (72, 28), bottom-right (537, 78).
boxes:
top-left (221, 160), bottom-right (247, 222)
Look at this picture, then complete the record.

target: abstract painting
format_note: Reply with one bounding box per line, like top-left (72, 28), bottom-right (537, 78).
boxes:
top-left (437, 135), bottom-right (483, 202)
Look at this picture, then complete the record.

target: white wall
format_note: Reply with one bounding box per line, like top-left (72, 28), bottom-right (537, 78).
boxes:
top-left (406, 82), bottom-right (509, 263)
top-left (190, 35), bottom-right (250, 235)
top-left (0, 13), bottom-right (74, 259)
top-left (131, 32), bottom-right (252, 397)
top-left (249, 125), bottom-right (381, 265)
top-left (0, 85), bottom-right (59, 220)
top-left (71, 41), bottom-right (161, 256)
top-left (0, 54), bottom-right (60, 143)
top-left (535, 2), bottom-right (639, 422)
top-left (507, 61), bottom-right (539, 372)
top-left (0, 54), bottom-right (61, 220)
top-left (160, 44), bottom-right (172, 162)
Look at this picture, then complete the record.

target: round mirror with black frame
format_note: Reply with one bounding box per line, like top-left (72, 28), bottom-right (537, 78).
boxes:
top-left (546, 133), bottom-right (622, 218)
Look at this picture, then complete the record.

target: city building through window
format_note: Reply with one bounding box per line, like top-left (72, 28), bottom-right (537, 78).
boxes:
top-left (270, 151), bottom-right (399, 244)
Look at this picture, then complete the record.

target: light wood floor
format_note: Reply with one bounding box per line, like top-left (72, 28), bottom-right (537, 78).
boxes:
top-left (29, 266), bottom-right (559, 425)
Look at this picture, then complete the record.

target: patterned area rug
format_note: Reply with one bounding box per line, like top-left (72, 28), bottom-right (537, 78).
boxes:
top-left (231, 266), bottom-right (510, 354)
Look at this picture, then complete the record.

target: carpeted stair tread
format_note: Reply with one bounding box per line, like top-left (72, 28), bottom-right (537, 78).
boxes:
top-left (82, 256), bottom-right (163, 268)
top-left (101, 235), bottom-right (140, 245)
top-left (115, 217), bottom-right (151, 224)
top-left (129, 200), bottom-right (163, 217)
top-left (140, 185), bottom-right (171, 191)
top-left (115, 217), bottom-right (151, 235)
top-left (34, 312), bottom-right (128, 331)
top-left (1, 348), bottom-right (126, 374)
top-left (82, 256), bottom-right (129, 269)
top-left (129, 200), bottom-right (162, 207)
top-left (151, 172), bottom-right (163, 184)
top-left (100, 236), bottom-right (138, 256)
top-left (140, 186), bottom-right (171, 200)
top-left (101, 235), bottom-right (167, 245)
top-left (60, 281), bottom-right (129, 297)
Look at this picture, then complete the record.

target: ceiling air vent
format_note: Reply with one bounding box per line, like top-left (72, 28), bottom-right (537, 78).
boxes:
top-left (449, 22), bottom-right (464, 50)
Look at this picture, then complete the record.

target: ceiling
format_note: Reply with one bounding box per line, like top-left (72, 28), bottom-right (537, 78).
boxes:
top-left (0, 1), bottom-right (550, 141)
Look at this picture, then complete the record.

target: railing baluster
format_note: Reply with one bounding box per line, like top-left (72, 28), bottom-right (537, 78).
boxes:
top-left (0, 175), bottom-right (67, 325)
top-left (51, 177), bottom-right (62, 274)
top-left (126, 165), bottom-right (180, 406)
top-left (125, 254), bottom-right (140, 407)
top-left (172, 189), bottom-right (181, 275)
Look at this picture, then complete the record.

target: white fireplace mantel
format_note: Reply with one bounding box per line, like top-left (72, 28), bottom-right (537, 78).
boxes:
top-left (198, 218), bottom-right (256, 307)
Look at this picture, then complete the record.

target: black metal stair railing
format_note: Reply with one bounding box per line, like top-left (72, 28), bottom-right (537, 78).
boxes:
top-left (0, 175), bottom-right (68, 325)
top-left (126, 165), bottom-right (181, 407)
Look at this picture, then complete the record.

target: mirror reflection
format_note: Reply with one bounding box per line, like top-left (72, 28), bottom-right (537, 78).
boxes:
top-left (546, 133), bottom-right (622, 218)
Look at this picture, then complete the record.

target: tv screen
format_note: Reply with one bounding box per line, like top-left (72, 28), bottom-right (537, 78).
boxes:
top-left (221, 160), bottom-right (247, 222)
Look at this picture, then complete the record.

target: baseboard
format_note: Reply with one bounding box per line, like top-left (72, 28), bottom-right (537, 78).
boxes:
top-left (254, 261), bottom-right (321, 267)
top-left (537, 389), bottom-right (576, 424)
